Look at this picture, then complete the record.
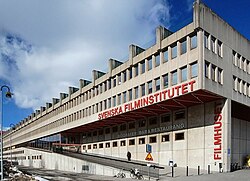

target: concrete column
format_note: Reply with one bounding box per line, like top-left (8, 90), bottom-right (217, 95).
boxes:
top-left (222, 98), bottom-right (231, 172)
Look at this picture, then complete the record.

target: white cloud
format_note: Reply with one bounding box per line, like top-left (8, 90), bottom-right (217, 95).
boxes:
top-left (0, 0), bottom-right (171, 110)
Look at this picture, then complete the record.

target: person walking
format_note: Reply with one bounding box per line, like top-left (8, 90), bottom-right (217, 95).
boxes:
top-left (127, 151), bottom-right (131, 161)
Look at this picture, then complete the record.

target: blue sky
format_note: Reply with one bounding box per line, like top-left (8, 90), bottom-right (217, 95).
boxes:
top-left (0, 0), bottom-right (249, 129)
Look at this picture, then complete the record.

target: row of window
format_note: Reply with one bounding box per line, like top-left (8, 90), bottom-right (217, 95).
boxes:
top-left (205, 61), bottom-right (223, 84)
top-left (83, 132), bottom-right (185, 150)
top-left (232, 50), bottom-right (250, 74)
top-left (13, 32), bottom-right (198, 133)
top-left (204, 31), bottom-right (223, 57)
top-left (233, 76), bottom-right (250, 97)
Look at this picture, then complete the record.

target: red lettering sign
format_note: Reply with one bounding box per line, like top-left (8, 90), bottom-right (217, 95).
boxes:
top-left (214, 102), bottom-right (222, 160)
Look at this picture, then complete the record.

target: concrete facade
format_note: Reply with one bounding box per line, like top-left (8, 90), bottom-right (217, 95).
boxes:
top-left (3, 1), bottom-right (250, 174)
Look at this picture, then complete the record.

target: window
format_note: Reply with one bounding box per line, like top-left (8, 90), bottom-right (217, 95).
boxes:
top-left (191, 62), bottom-right (198, 78)
top-left (108, 79), bottom-right (111, 89)
top-left (175, 132), bottom-right (184, 140)
top-left (161, 114), bottom-right (170, 123)
top-left (134, 64), bottom-right (139, 77)
top-left (113, 96), bottom-right (116, 107)
top-left (120, 140), bottom-right (126, 146)
top-left (99, 143), bottom-right (103, 148)
top-left (141, 84), bottom-right (146, 96)
top-left (148, 81), bottom-right (153, 94)
top-left (155, 54), bottom-right (160, 67)
top-left (98, 130), bottom-right (103, 135)
top-left (148, 57), bottom-right (152, 71)
top-left (171, 43), bottom-right (177, 59)
top-left (233, 76), bottom-right (237, 91)
top-left (141, 60), bottom-right (146, 74)
top-left (190, 34), bottom-right (197, 49)
top-left (93, 144), bottom-right (97, 149)
top-left (123, 71), bottom-right (127, 82)
top-left (113, 76), bottom-right (116, 87)
top-left (129, 139), bottom-right (135, 145)
top-left (181, 66), bottom-right (187, 82)
top-left (108, 98), bottom-right (111, 108)
top-left (232, 51), bottom-right (237, 66)
top-left (163, 74), bottom-right (168, 88)
top-left (175, 111), bottom-right (185, 120)
top-left (112, 126), bottom-right (118, 133)
top-left (163, 49), bottom-right (168, 62)
top-left (238, 78), bottom-right (242, 93)
top-left (217, 40), bottom-right (222, 57)
top-left (205, 61), bottom-right (210, 78)
top-left (155, 77), bottom-right (160, 91)
top-left (99, 84), bottom-right (103, 94)
top-left (118, 94), bottom-right (121, 105)
top-left (104, 100), bottom-right (107, 110)
top-left (129, 67), bottom-right (133, 79)
top-left (93, 131), bottom-right (97, 136)
top-left (120, 124), bottom-right (126, 131)
top-left (104, 82), bottom-right (107, 92)
top-left (128, 89), bottom-right (132, 101)
top-left (113, 141), bottom-right (118, 147)
top-left (204, 32), bottom-right (209, 49)
top-left (105, 128), bottom-right (110, 134)
top-left (172, 70), bottom-right (177, 85)
top-left (211, 36), bottom-right (215, 52)
top-left (135, 86), bottom-right (139, 99)
top-left (123, 91), bottom-right (127, 103)
top-left (139, 138), bottom-right (145, 145)
top-left (149, 136), bottom-right (157, 143)
top-left (129, 122), bottom-right (135, 129)
top-left (118, 74), bottom-right (121, 85)
top-left (218, 68), bottom-right (223, 84)
top-left (211, 64), bottom-right (216, 81)
top-left (138, 119), bottom-right (146, 127)
top-left (106, 142), bottom-right (110, 148)
top-left (181, 39), bottom-right (187, 54)
top-left (88, 145), bottom-right (91, 149)
top-left (149, 117), bottom-right (157, 125)
top-left (162, 134), bottom-right (170, 142)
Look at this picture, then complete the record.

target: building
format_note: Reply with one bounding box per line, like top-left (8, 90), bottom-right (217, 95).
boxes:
top-left (3, 1), bottom-right (250, 173)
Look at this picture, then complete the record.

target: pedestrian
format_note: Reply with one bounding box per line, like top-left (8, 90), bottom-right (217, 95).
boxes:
top-left (127, 151), bottom-right (131, 161)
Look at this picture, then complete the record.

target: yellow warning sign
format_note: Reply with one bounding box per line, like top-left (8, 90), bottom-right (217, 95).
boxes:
top-left (145, 153), bottom-right (153, 161)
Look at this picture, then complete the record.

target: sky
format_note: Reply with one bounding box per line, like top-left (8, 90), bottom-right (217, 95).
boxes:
top-left (0, 0), bottom-right (249, 129)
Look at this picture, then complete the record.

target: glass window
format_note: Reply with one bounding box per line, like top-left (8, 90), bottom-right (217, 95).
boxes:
top-left (217, 40), bottom-right (222, 57)
top-left (211, 64), bottom-right (216, 81)
top-left (123, 91), bottom-right (126, 103)
top-left (191, 62), bottom-right (198, 78)
top-left (161, 114), bottom-right (170, 123)
top-left (141, 84), bottom-right (145, 96)
top-left (113, 96), bottom-right (116, 107)
top-left (135, 86), bottom-right (139, 99)
top-left (129, 67), bottom-right (133, 79)
top-left (106, 142), bottom-right (110, 148)
top-left (112, 126), bottom-right (118, 133)
top-left (162, 134), bottom-right (170, 142)
top-left (129, 122), bottom-right (135, 129)
top-left (105, 128), bottom-right (110, 134)
top-left (163, 74), bottom-right (168, 88)
top-left (171, 43), bottom-right (177, 59)
top-left (175, 132), bottom-right (184, 140)
top-left (148, 81), bottom-right (153, 94)
top-left (123, 71), bottom-right (127, 82)
top-left (149, 117), bottom-right (157, 125)
top-left (120, 140), bottom-right (126, 146)
top-left (113, 76), bottom-right (116, 87)
top-left (108, 79), bottom-right (111, 89)
top-left (163, 49), bottom-right (168, 62)
top-left (191, 34), bottom-right (197, 49)
top-left (99, 143), bottom-right (103, 148)
top-left (104, 100), bottom-right (107, 110)
top-left (181, 39), bottom-right (187, 54)
top-left (211, 36), bottom-right (216, 52)
top-left (205, 61), bottom-right (210, 78)
top-left (134, 64), bottom-right (139, 77)
top-left (99, 84), bottom-right (102, 94)
top-left (204, 32), bottom-right (209, 49)
top-left (128, 89), bottom-right (132, 101)
top-left (129, 139), bottom-right (135, 145)
top-left (155, 77), bottom-right (160, 91)
top-left (172, 70), bottom-right (177, 85)
top-left (108, 98), bottom-right (111, 108)
top-left (218, 68), bottom-right (223, 84)
top-left (181, 66), bottom-right (187, 82)
top-left (155, 54), bottom-right (160, 67)
top-left (104, 82), bottom-right (107, 92)
top-left (139, 138), bottom-right (145, 145)
top-left (118, 74), bottom-right (121, 85)
top-left (149, 136), bottom-right (157, 143)
top-left (120, 124), bottom-right (126, 131)
top-left (138, 119), bottom-right (146, 127)
top-left (113, 141), bottom-right (117, 147)
top-left (141, 60), bottom-right (145, 74)
top-left (175, 111), bottom-right (185, 120)
top-left (118, 94), bottom-right (121, 105)
top-left (148, 57), bottom-right (152, 71)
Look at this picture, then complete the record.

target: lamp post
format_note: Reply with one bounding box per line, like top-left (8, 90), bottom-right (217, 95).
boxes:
top-left (9, 123), bottom-right (15, 166)
top-left (0, 85), bottom-right (12, 180)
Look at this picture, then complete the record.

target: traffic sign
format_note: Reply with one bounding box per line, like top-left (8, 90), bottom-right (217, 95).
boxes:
top-left (146, 144), bottom-right (152, 153)
top-left (145, 152), bottom-right (153, 161)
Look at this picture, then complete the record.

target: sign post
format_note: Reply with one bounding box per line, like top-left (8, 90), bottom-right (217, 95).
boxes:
top-left (145, 144), bottom-right (153, 180)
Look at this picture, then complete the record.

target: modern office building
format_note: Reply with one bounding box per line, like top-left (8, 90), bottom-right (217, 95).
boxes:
top-left (3, 1), bottom-right (250, 173)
